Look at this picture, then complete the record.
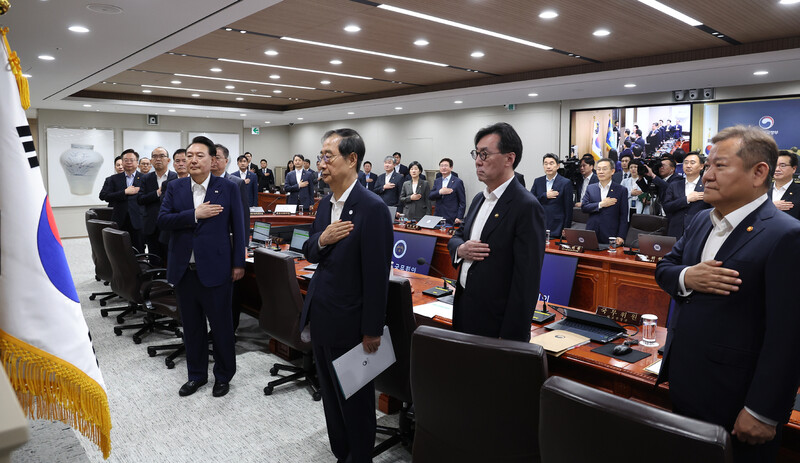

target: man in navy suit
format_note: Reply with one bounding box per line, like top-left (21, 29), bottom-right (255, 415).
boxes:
top-left (257, 159), bottom-right (275, 192)
top-left (581, 158), bottom-right (629, 246)
top-left (392, 152), bottom-right (409, 179)
top-left (448, 122), bottom-right (545, 342)
top-left (575, 155), bottom-right (598, 206)
top-left (356, 160), bottom-right (378, 191)
top-left (674, 120), bottom-right (683, 139)
top-left (656, 126), bottom-right (800, 461)
top-left (212, 145), bottom-right (249, 238)
top-left (284, 154), bottom-right (315, 210)
top-left (374, 155), bottom-right (404, 207)
top-left (99, 149), bottom-right (145, 252)
top-left (158, 136), bottom-right (245, 398)
top-left (137, 146), bottom-right (177, 259)
top-left (234, 155), bottom-right (259, 207)
top-left (429, 157), bottom-right (466, 224)
top-left (662, 153), bottom-right (711, 238)
top-left (532, 153), bottom-right (574, 237)
top-left (770, 150), bottom-right (800, 220)
top-left (301, 128), bottom-right (392, 463)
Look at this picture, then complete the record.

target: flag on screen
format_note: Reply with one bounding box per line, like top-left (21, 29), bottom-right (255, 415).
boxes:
top-left (591, 120), bottom-right (602, 160)
top-left (605, 118), bottom-right (615, 153)
top-left (0, 28), bottom-right (111, 458)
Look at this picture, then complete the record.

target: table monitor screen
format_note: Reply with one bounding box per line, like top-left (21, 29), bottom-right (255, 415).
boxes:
top-left (290, 228), bottom-right (310, 252)
top-left (252, 222), bottom-right (271, 244)
top-left (539, 253), bottom-right (579, 306)
top-left (391, 230), bottom-right (437, 275)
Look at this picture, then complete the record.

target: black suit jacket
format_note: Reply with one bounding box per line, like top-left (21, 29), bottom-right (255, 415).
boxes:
top-left (257, 168), bottom-right (275, 191)
top-left (514, 171), bottom-right (526, 188)
top-left (770, 180), bottom-right (800, 220)
top-left (99, 172), bottom-right (144, 230)
top-left (300, 183), bottom-right (393, 347)
top-left (448, 178), bottom-right (545, 342)
top-left (656, 200), bottom-right (800, 428)
top-left (137, 170), bottom-right (177, 235)
top-left (374, 171), bottom-right (404, 207)
top-left (661, 177), bottom-right (711, 238)
top-left (532, 174), bottom-right (574, 236)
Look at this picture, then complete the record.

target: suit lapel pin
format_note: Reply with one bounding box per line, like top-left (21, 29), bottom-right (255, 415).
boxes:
top-left (349, 209), bottom-right (353, 215)
top-left (746, 226), bottom-right (754, 232)
top-left (214, 190), bottom-right (219, 194)
top-left (494, 213), bottom-right (499, 218)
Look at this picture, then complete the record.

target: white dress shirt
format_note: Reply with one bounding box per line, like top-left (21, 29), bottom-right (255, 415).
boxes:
top-left (239, 169), bottom-right (248, 180)
top-left (295, 168), bottom-right (304, 185)
top-left (772, 181), bottom-right (790, 201)
top-left (684, 176), bottom-right (700, 200)
top-left (597, 181), bottom-right (611, 206)
top-left (580, 173), bottom-right (593, 201)
top-left (155, 171), bottom-right (169, 190)
top-left (441, 175), bottom-right (450, 189)
top-left (330, 178), bottom-right (358, 223)
top-left (457, 175), bottom-right (515, 288)
top-left (189, 174), bottom-right (211, 262)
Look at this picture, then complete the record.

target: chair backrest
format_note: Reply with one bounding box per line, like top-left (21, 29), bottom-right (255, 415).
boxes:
top-left (411, 325), bottom-right (548, 463)
top-left (86, 219), bottom-right (118, 282)
top-left (253, 248), bottom-right (310, 353)
top-left (539, 376), bottom-right (732, 463)
top-left (625, 213), bottom-right (668, 246)
top-left (374, 277), bottom-right (416, 404)
top-left (571, 206), bottom-right (589, 230)
top-left (102, 228), bottom-right (145, 304)
top-left (90, 207), bottom-right (115, 222)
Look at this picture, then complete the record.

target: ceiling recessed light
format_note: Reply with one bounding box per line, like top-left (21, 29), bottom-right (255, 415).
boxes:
top-left (624, 83), bottom-right (637, 88)
top-left (239, 30), bottom-right (246, 34)
top-left (68, 26), bottom-right (90, 33)
top-left (210, 67), bottom-right (222, 72)
top-left (239, 114), bottom-right (246, 117)
top-left (347, 111), bottom-right (355, 115)
top-left (753, 70), bottom-right (769, 76)
top-left (414, 39), bottom-right (429, 46)
top-left (330, 59), bottom-right (343, 65)
top-left (38, 55), bottom-right (55, 61)
top-left (539, 10), bottom-right (558, 19)
top-left (269, 74), bottom-right (280, 79)
top-left (225, 85), bottom-right (235, 89)
top-left (168, 109), bottom-right (176, 112)
top-left (191, 93), bottom-right (200, 97)
top-left (265, 121), bottom-right (271, 124)
top-left (273, 90), bottom-right (282, 93)
top-left (235, 97), bottom-right (244, 100)
top-left (384, 67), bottom-right (396, 73)
top-left (528, 93), bottom-right (539, 97)
top-left (344, 25), bottom-right (361, 32)
top-left (779, 0), bottom-right (800, 4)
top-left (297, 117), bottom-right (304, 120)
top-left (593, 29), bottom-right (610, 36)
top-left (470, 51), bottom-right (485, 58)
top-left (225, 28), bottom-right (232, 31)
top-left (142, 89), bottom-right (152, 93)
top-left (320, 80), bottom-right (331, 85)
top-left (170, 80), bottom-right (181, 84)
top-left (454, 100), bottom-right (463, 104)
top-left (83, 104), bottom-right (92, 107)
top-left (636, 0), bottom-right (702, 26)
top-left (395, 106), bottom-right (403, 110)
top-left (264, 50), bottom-right (279, 56)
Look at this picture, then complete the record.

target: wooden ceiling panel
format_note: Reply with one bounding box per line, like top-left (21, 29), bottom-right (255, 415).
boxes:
top-left (666, 0), bottom-right (800, 43)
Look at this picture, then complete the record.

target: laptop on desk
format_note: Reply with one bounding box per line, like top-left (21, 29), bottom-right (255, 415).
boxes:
top-left (563, 228), bottom-right (609, 251)
top-left (417, 215), bottom-right (444, 229)
top-left (280, 228), bottom-right (309, 259)
top-left (546, 308), bottom-right (626, 343)
top-left (249, 221), bottom-right (271, 248)
top-left (637, 234), bottom-right (676, 258)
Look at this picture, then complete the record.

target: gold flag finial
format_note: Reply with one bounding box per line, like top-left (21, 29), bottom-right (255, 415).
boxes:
top-left (1, 27), bottom-right (30, 109)
top-left (0, 0), bottom-right (10, 15)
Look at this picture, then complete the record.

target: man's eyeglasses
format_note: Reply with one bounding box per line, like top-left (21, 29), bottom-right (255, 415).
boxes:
top-left (470, 149), bottom-right (503, 161)
top-left (319, 153), bottom-right (339, 164)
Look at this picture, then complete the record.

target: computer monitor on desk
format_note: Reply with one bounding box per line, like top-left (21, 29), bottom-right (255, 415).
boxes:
top-left (391, 230), bottom-right (437, 275)
top-left (539, 253), bottom-right (579, 306)
top-left (250, 221), bottom-right (271, 248)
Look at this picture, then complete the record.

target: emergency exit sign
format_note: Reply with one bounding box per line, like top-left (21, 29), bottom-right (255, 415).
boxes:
top-left (251, 127), bottom-right (260, 135)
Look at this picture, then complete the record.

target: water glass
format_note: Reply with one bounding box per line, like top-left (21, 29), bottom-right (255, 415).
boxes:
top-left (641, 314), bottom-right (658, 347)
top-left (545, 229), bottom-right (550, 245)
top-left (608, 237), bottom-right (617, 253)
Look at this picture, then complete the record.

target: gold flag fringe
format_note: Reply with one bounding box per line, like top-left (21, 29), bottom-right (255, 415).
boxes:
top-left (0, 329), bottom-right (112, 459)
top-left (1, 27), bottom-right (31, 110)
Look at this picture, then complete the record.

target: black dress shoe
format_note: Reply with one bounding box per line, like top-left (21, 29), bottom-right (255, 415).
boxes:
top-left (178, 379), bottom-right (208, 397)
top-left (212, 381), bottom-right (230, 397)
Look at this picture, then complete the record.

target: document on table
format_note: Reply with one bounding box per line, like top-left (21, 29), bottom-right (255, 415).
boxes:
top-left (643, 359), bottom-right (662, 375)
top-left (413, 301), bottom-right (454, 320)
top-left (332, 326), bottom-right (396, 399)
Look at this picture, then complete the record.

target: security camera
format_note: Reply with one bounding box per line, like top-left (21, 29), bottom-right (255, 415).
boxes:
top-left (688, 89), bottom-right (699, 100)
top-left (703, 88), bottom-right (715, 100)
top-left (673, 90), bottom-right (685, 101)
top-left (288, 122), bottom-right (295, 126)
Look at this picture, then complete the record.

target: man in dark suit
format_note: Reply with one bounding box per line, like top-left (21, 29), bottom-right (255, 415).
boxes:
top-left (212, 145), bottom-right (250, 238)
top-left (284, 154), bottom-right (315, 210)
top-left (656, 126), bottom-right (800, 461)
top-left (662, 153), bottom-right (711, 238)
top-left (234, 155), bottom-right (259, 207)
top-left (532, 153), bottom-right (574, 237)
top-left (770, 150), bottom-right (800, 220)
top-left (575, 155), bottom-right (598, 206)
top-left (638, 156), bottom-right (683, 214)
top-left (674, 120), bottom-right (683, 139)
top-left (257, 159), bottom-right (275, 192)
top-left (429, 157), bottom-right (466, 224)
top-left (244, 152), bottom-right (258, 173)
top-left (357, 160), bottom-right (378, 191)
top-left (581, 158), bottom-right (629, 246)
top-left (392, 152), bottom-right (409, 179)
top-left (374, 155), bottom-right (404, 207)
top-left (646, 123), bottom-right (663, 155)
top-left (137, 146), bottom-right (177, 259)
top-left (633, 129), bottom-right (646, 152)
top-left (514, 171), bottom-right (526, 188)
top-left (158, 136), bottom-right (245, 398)
top-left (301, 128), bottom-right (392, 463)
top-left (99, 149), bottom-right (145, 252)
top-left (448, 122), bottom-right (545, 342)
top-left (158, 149), bottom-right (189, 248)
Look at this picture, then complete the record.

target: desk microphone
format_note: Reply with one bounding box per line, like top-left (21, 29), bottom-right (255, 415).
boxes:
top-left (263, 195), bottom-right (284, 214)
top-left (532, 292), bottom-right (557, 324)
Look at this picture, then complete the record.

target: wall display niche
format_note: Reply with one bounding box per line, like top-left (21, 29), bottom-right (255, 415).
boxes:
top-left (46, 127), bottom-right (115, 207)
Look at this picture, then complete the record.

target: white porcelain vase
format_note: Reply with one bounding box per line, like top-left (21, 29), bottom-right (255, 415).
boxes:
top-left (60, 143), bottom-right (104, 195)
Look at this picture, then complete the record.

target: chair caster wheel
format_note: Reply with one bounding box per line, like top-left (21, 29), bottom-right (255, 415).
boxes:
top-left (133, 336), bottom-right (142, 344)
top-left (166, 360), bottom-right (175, 369)
top-left (175, 330), bottom-right (183, 338)
top-left (116, 316), bottom-right (125, 324)
top-left (113, 328), bottom-right (122, 336)
top-left (89, 294), bottom-right (97, 301)
top-left (269, 366), bottom-right (279, 376)
top-left (147, 348), bottom-right (156, 357)
top-left (99, 300), bottom-right (107, 307)
top-left (100, 310), bottom-right (109, 317)
top-left (264, 386), bottom-right (274, 395)
top-left (312, 392), bottom-right (321, 401)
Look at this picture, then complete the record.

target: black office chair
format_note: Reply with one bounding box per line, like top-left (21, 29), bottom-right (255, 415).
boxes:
top-left (539, 376), bottom-right (733, 462)
top-left (625, 213), bottom-right (668, 248)
top-left (89, 206), bottom-right (114, 221)
top-left (571, 206), bottom-right (589, 231)
top-left (410, 325), bottom-right (549, 463)
top-left (373, 277), bottom-right (416, 457)
top-left (86, 212), bottom-right (119, 306)
top-left (253, 248), bottom-right (320, 400)
top-left (102, 228), bottom-right (183, 346)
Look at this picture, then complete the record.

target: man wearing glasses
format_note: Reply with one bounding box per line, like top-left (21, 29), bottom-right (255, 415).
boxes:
top-left (138, 146), bottom-right (177, 259)
top-left (771, 150), bottom-right (800, 220)
top-left (581, 158), bottom-right (629, 247)
top-left (301, 128), bottom-right (392, 462)
top-left (448, 122), bottom-right (545, 342)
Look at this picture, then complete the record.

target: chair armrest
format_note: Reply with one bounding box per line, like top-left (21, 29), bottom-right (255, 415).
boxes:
top-left (140, 268), bottom-right (167, 280)
top-left (136, 253), bottom-right (163, 267)
top-left (141, 279), bottom-right (174, 301)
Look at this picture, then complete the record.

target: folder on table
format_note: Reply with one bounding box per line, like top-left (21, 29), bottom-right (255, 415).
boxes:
top-left (530, 329), bottom-right (590, 357)
top-left (332, 326), bottom-right (396, 399)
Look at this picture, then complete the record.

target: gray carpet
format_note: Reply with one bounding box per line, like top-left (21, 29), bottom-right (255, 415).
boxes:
top-left (11, 238), bottom-right (412, 463)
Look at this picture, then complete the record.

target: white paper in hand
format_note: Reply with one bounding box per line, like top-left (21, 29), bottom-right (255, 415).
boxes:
top-left (332, 326), bottom-right (396, 399)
